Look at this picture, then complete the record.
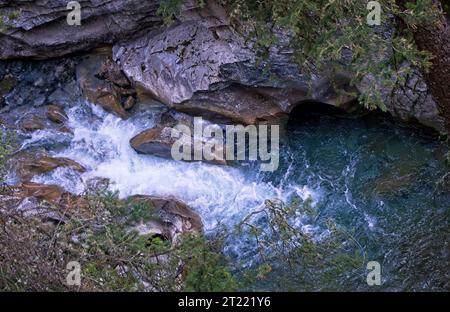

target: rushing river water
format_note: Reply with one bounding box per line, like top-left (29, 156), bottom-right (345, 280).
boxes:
top-left (21, 100), bottom-right (450, 291)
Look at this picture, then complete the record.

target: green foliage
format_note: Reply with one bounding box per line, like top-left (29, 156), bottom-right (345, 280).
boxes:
top-left (157, 0), bottom-right (206, 25)
top-left (0, 129), bottom-right (14, 183)
top-left (0, 9), bottom-right (20, 32)
top-left (237, 197), bottom-right (366, 291)
top-left (0, 189), bottom-right (236, 292)
top-left (444, 3), bottom-right (450, 16)
top-left (157, 0), bottom-right (184, 25)
top-left (180, 234), bottom-right (238, 292)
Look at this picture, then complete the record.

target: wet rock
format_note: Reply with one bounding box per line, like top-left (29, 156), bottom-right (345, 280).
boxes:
top-left (11, 152), bottom-right (86, 182)
top-left (130, 122), bottom-right (227, 165)
top-left (77, 53), bottom-right (131, 119)
top-left (20, 131), bottom-right (73, 152)
top-left (95, 92), bottom-right (128, 119)
top-left (16, 182), bottom-right (65, 203)
top-left (0, 58), bottom-right (79, 109)
top-left (19, 115), bottom-right (45, 132)
top-left (46, 105), bottom-right (68, 124)
top-left (130, 126), bottom-right (177, 159)
top-left (57, 126), bottom-right (73, 134)
top-left (123, 96), bottom-right (136, 110)
top-left (97, 58), bottom-right (132, 88)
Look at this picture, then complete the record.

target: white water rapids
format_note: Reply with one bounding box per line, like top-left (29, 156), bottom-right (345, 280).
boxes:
top-left (24, 101), bottom-right (319, 232)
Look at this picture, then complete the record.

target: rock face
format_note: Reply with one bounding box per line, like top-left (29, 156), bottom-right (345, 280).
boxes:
top-left (113, 1), bottom-right (356, 124)
top-left (0, 0), bottom-right (162, 60)
top-left (0, 58), bottom-right (79, 110)
top-left (387, 70), bottom-right (446, 132)
top-left (0, 0), bottom-right (446, 132)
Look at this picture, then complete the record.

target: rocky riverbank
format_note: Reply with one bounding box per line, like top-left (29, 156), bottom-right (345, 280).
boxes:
top-left (1, 0), bottom-right (449, 292)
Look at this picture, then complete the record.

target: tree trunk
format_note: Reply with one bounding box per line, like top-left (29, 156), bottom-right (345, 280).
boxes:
top-left (397, 0), bottom-right (450, 133)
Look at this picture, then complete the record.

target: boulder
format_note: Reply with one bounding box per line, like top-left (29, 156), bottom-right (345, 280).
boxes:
top-left (113, 0), bottom-right (445, 132)
top-left (128, 195), bottom-right (203, 242)
top-left (19, 114), bottom-right (45, 132)
top-left (130, 127), bottom-right (177, 159)
top-left (130, 121), bottom-right (227, 165)
top-left (12, 152), bottom-right (86, 182)
top-left (0, 183), bottom-right (94, 222)
top-left (46, 105), bottom-right (68, 124)
top-left (16, 182), bottom-right (65, 203)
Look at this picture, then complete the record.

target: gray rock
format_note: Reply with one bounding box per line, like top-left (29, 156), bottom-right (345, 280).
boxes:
top-left (113, 1), bottom-right (356, 125)
top-left (357, 64), bottom-right (446, 133)
top-left (0, 58), bottom-right (79, 109)
top-left (0, 0), bottom-right (162, 60)
top-left (0, 0), bottom-right (445, 132)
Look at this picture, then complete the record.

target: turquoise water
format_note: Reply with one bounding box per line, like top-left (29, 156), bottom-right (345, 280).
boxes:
top-left (243, 105), bottom-right (450, 291)
top-left (25, 100), bottom-right (449, 291)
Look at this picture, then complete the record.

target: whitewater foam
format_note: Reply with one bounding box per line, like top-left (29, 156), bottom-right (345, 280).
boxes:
top-left (31, 102), bottom-right (318, 231)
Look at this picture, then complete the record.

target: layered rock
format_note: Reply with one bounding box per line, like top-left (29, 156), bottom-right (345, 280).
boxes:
top-left (0, 0), bottom-right (162, 59)
top-left (0, 0), bottom-right (446, 133)
top-left (386, 70), bottom-right (446, 132)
